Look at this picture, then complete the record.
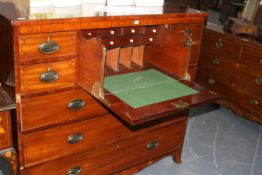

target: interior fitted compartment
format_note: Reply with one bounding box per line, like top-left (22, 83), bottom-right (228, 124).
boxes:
top-left (79, 25), bottom-right (220, 125)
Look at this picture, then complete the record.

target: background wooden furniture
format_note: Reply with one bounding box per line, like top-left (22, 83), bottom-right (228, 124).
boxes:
top-left (196, 24), bottom-right (262, 124)
top-left (0, 2), bottom-right (221, 175)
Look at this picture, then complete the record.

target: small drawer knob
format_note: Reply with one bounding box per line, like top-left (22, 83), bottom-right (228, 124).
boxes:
top-left (110, 30), bottom-right (115, 35)
top-left (250, 99), bottom-right (259, 106)
top-left (208, 78), bottom-right (216, 85)
top-left (131, 29), bottom-right (136, 33)
top-left (39, 67), bottom-right (59, 83)
top-left (149, 38), bottom-right (154, 42)
top-left (212, 58), bottom-right (220, 65)
top-left (147, 141), bottom-right (159, 150)
top-left (88, 32), bottom-right (92, 36)
top-left (256, 77), bottom-right (262, 85)
top-left (67, 133), bottom-right (84, 144)
top-left (110, 41), bottom-right (114, 45)
top-left (39, 37), bottom-right (60, 54)
top-left (130, 39), bottom-right (134, 43)
top-left (183, 39), bottom-right (192, 47)
top-left (68, 99), bottom-right (85, 110)
top-left (67, 166), bottom-right (82, 175)
top-left (152, 29), bottom-right (157, 33)
top-left (215, 38), bottom-right (224, 48)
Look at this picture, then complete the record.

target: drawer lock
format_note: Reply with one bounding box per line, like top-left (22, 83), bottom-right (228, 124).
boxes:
top-left (183, 39), bottom-right (192, 47)
top-left (68, 99), bottom-right (85, 110)
top-left (147, 141), bottom-right (159, 150)
top-left (67, 133), bottom-right (84, 144)
top-left (67, 166), bottom-right (82, 175)
top-left (208, 78), bottom-right (216, 85)
top-left (39, 37), bottom-right (60, 54)
top-left (215, 38), bottom-right (223, 48)
top-left (212, 58), bottom-right (220, 65)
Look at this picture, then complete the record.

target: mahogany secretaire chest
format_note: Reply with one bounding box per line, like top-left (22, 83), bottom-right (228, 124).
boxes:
top-left (0, 1), bottom-right (219, 175)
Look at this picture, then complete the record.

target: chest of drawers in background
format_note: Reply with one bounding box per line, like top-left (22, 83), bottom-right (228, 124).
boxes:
top-left (196, 24), bottom-right (262, 124)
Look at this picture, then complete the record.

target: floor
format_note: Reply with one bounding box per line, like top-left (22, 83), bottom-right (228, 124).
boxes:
top-left (136, 107), bottom-right (262, 175)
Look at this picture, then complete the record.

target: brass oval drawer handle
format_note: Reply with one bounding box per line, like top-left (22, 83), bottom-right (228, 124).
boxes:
top-left (256, 77), bottom-right (262, 85)
top-left (208, 78), bottom-right (216, 85)
top-left (68, 99), bottom-right (85, 110)
top-left (39, 68), bottom-right (59, 83)
top-left (147, 141), bottom-right (159, 150)
top-left (183, 39), bottom-right (192, 47)
top-left (215, 38), bottom-right (223, 48)
top-left (39, 37), bottom-right (60, 54)
top-left (212, 58), bottom-right (220, 65)
top-left (67, 133), bottom-right (84, 144)
top-left (250, 99), bottom-right (259, 106)
top-left (67, 166), bottom-right (82, 175)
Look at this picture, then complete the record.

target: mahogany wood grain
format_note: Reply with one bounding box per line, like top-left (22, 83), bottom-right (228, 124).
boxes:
top-left (24, 117), bottom-right (186, 175)
top-left (119, 47), bottom-right (133, 68)
top-left (241, 46), bottom-right (262, 72)
top-left (18, 31), bottom-right (77, 61)
top-left (106, 48), bottom-right (121, 71)
top-left (188, 65), bottom-right (197, 81)
top-left (21, 89), bottom-right (107, 131)
top-left (131, 45), bottom-right (145, 67)
top-left (20, 59), bottom-right (76, 94)
top-left (144, 29), bottom-right (190, 78)
top-left (0, 111), bottom-right (12, 149)
top-left (79, 37), bottom-right (105, 95)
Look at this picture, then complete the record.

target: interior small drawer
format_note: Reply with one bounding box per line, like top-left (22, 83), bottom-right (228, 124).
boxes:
top-left (170, 23), bottom-right (202, 41)
top-left (21, 89), bottom-right (107, 131)
top-left (23, 114), bottom-right (129, 166)
top-left (101, 35), bottom-right (141, 48)
top-left (20, 59), bottom-right (76, 94)
top-left (24, 119), bottom-right (186, 175)
top-left (143, 26), bottom-right (163, 35)
top-left (241, 46), bottom-right (262, 72)
top-left (123, 27), bottom-right (143, 35)
top-left (18, 31), bottom-right (77, 61)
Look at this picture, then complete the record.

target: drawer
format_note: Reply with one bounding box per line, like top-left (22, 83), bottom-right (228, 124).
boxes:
top-left (196, 67), bottom-right (235, 100)
top-left (141, 35), bottom-right (159, 45)
top-left (21, 89), bottom-right (107, 131)
top-left (170, 23), bottom-right (203, 41)
top-left (20, 59), bottom-right (76, 94)
top-left (202, 30), bottom-right (241, 59)
top-left (143, 26), bottom-right (163, 35)
top-left (23, 115), bottom-right (129, 166)
top-left (82, 28), bottom-right (122, 39)
top-left (198, 51), bottom-right (238, 74)
top-left (25, 119), bottom-right (186, 175)
top-left (18, 32), bottom-right (77, 60)
top-left (123, 27), bottom-right (143, 35)
top-left (231, 86), bottom-right (262, 117)
top-left (101, 35), bottom-right (141, 48)
top-left (242, 46), bottom-right (262, 72)
top-left (0, 111), bottom-right (12, 149)
top-left (236, 64), bottom-right (262, 96)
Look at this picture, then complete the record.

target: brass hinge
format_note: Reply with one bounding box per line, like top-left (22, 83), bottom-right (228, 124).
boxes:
top-left (171, 100), bottom-right (190, 111)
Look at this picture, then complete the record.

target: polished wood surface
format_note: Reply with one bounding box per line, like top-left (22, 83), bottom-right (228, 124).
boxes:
top-left (20, 59), bottom-right (76, 94)
top-left (196, 24), bottom-right (262, 124)
top-left (0, 111), bottom-right (12, 149)
top-left (0, 2), bottom-right (219, 174)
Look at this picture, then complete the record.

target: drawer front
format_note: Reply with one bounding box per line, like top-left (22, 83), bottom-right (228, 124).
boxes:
top-left (20, 59), bottom-right (75, 94)
top-left (202, 30), bottom-right (241, 59)
top-left (236, 64), bottom-right (262, 96)
top-left (143, 26), bottom-right (163, 35)
top-left (21, 89), bottom-right (107, 131)
top-left (25, 119), bottom-right (186, 175)
top-left (0, 111), bottom-right (12, 149)
top-left (123, 27), bottom-right (143, 35)
top-left (231, 86), bottom-right (262, 117)
top-left (196, 67), bottom-right (234, 100)
top-left (170, 23), bottom-right (202, 41)
top-left (242, 46), bottom-right (262, 72)
top-left (18, 32), bottom-right (77, 60)
top-left (199, 51), bottom-right (237, 74)
top-left (23, 115), bottom-right (129, 166)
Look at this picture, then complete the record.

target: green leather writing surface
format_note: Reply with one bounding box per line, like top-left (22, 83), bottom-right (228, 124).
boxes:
top-left (104, 69), bottom-right (198, 108)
